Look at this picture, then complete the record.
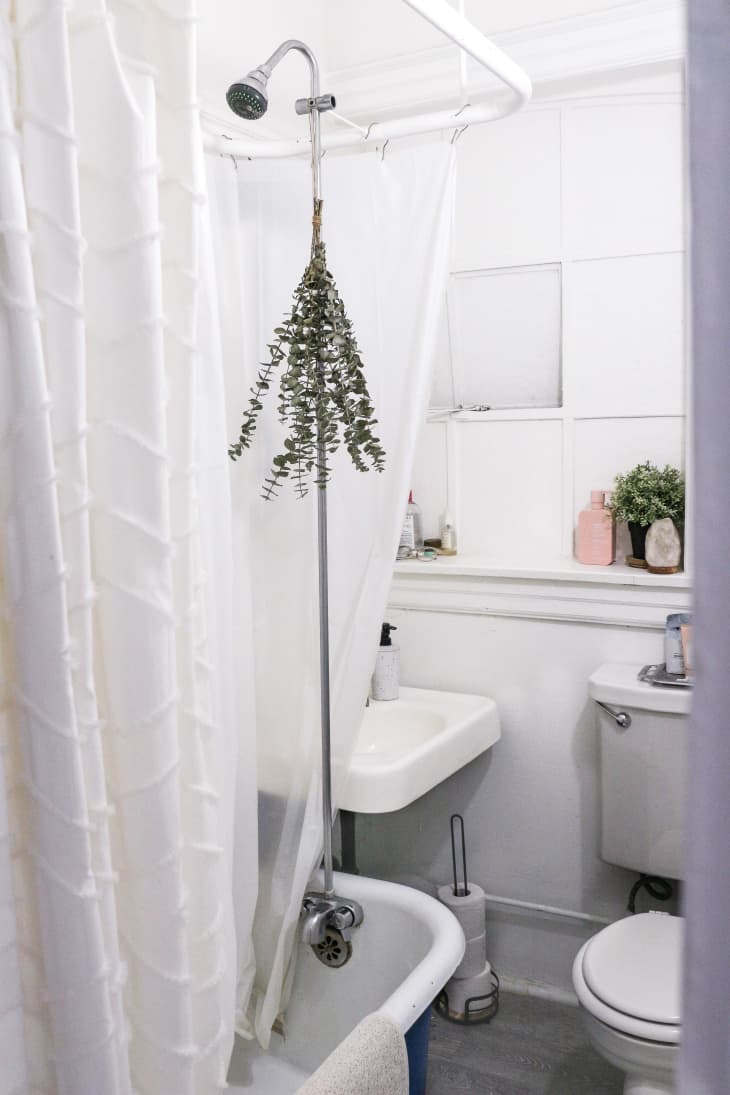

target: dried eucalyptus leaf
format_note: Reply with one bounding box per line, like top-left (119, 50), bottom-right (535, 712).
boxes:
top-left (229, 199), bottom-right (386, 498)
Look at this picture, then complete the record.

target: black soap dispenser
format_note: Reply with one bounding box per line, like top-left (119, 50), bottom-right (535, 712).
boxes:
top-left (371, 622), bottom-right (399, 701)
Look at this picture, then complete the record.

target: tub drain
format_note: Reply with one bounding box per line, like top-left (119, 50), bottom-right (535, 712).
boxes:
top-left (311, 928), bottom-right (352, 968)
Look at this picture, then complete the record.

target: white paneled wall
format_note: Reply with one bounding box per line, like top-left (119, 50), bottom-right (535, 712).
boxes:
top-left (562, 102), bottom-right (684, 259)
top-left (453, 109), bottom-right (563, 270)
top-left (573, 416), bottom-right (685, 558)
top-left (411, 422), bottom-right (448, 541)
top-left (417, 71), bottom-right (687, 559)
top-left (566, 253), bottom-right (685, 417)
top-left (458, 421), bottom-right (564, 558)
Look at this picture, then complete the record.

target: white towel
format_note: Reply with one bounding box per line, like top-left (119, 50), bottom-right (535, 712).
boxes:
top-left (297, 1012), bottom-right (409, 1095)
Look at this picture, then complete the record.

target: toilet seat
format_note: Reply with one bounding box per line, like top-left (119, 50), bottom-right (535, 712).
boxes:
top-left (573, 913), bottom-right (682, 1046)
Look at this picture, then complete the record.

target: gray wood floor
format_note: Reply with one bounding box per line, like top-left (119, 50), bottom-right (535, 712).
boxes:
top-left (427, 991), bottom-right (624, 1095)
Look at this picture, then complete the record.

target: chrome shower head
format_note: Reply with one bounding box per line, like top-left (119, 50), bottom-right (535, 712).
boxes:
top-left (226, 67), bottom-right (269, 120)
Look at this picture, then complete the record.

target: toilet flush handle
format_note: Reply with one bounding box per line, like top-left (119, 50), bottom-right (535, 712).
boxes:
top-left (596, 700), bottom-right (632, 729)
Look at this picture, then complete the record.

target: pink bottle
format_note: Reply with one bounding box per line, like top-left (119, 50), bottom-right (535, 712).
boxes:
top-left (576, 490), bottom-right (615, 566)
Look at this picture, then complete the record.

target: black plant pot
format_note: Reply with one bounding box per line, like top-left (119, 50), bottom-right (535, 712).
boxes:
top-left (628, 521), bottom-right (649, 561)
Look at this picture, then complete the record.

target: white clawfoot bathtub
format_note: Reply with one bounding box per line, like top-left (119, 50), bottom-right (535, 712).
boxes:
top-left (227, 872), bottom-right (465, 1093)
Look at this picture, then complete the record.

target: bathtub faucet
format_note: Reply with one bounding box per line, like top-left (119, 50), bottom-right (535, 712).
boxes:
top-left (300, 892), bottom-right (364, 946)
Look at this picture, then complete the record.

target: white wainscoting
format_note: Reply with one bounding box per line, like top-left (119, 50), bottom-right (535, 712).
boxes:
top-left (347, 562), bottom-right (690, 994)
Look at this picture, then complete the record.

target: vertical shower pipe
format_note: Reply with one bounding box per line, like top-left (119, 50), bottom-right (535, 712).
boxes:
top-left (301, 48), bottom-right (335, 900)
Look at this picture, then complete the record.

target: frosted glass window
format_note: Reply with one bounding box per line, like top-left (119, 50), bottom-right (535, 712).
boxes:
top-left (450, 264), bottom-right (562, 409)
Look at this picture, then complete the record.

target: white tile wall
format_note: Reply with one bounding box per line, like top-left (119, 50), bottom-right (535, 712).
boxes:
top-left (565, 252), bottom-right (685, 417)
top-left (562, 102), bottom-right (684, 259)
top-left (457, 420), bottom-right (564, 559)
top-left (453, 109), bottom-right (562, 271)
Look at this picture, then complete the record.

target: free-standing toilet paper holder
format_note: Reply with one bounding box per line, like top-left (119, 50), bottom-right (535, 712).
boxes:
top-left (435, 814), bottom-right (500, 1024)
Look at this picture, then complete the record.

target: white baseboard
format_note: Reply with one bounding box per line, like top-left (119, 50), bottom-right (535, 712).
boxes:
top-left (498, 973), bottom-right (579, 1008)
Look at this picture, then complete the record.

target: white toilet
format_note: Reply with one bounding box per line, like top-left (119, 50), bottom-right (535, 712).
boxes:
top-left (572, 663), bottom-right (691, 1095)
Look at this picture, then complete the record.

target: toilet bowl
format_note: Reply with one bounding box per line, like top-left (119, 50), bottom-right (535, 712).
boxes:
top-left (572, 912), bottom-right (682, 1095)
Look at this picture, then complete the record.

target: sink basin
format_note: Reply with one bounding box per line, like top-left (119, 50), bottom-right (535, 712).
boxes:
top-left (340, 686), bottom-right (500, 813)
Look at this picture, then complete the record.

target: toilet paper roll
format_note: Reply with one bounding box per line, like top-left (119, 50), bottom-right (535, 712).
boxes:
top-left (443, 962), bottom-right (494, 1018)
top-left (454, 932), bottom-right (487, 979)
top-left (437, 883), bottom-right (486, 942)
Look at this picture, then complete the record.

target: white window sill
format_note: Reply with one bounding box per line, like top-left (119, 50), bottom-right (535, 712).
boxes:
top-left (390, 556), bottom-right (691, 629)
top-left (394, 554), bottom-right (691, 589)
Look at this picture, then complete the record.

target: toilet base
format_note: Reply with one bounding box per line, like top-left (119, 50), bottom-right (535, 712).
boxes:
top-left (581, 1012), bottom-right (677, 1095)
top-left (624, 1075), bottom-right (674, 1095)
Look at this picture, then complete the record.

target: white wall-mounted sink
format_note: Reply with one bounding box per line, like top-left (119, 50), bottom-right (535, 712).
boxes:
top-left (340, 686), bottom-right (500, 814)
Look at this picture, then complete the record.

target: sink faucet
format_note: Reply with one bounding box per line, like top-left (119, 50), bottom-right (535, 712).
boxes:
top-left (300, 892), bottom-right (364, 946)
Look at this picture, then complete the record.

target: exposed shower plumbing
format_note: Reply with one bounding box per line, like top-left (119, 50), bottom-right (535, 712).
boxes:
top-left (227, 40), bottom-right (335, 204)
top-left (226, 43), bottom-right (363, 953)
top-left (301, 892), bottom-right (364, 967)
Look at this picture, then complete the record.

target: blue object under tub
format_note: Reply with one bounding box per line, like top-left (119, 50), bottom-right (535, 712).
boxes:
top-left (404, 1006), bottom-right (432, 1095)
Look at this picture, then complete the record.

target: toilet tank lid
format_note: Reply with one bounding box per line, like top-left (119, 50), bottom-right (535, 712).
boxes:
top-left (582, 913), bottom-right (682, 1025)
top-left (589, 663), bottom-right (691, 715)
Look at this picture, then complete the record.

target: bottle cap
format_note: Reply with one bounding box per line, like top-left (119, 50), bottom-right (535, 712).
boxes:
top-left (408, 490), bottom-right (414, 505)
top-left (380, 622), bottom-right (397, 647)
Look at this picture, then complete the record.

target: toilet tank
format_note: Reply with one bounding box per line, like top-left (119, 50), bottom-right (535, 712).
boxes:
top-left (589, 664), bottom-right (691, 880)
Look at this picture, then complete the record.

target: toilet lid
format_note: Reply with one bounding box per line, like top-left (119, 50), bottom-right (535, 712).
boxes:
top-left (582, 913), bottom-right (682, 1025)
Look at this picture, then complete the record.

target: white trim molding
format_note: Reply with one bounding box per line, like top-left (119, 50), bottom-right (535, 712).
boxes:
top-left (389, 559), bottom-right (691, 629)
top-left (324, 0), bottom-right (685, 120)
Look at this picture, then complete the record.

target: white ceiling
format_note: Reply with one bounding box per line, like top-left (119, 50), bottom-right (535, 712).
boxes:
top-left (197, 1), bottom-right (680, 136)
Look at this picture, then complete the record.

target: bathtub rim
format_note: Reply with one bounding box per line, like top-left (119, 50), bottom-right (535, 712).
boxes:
top-left (310, 870), bottom-right (466, 1033)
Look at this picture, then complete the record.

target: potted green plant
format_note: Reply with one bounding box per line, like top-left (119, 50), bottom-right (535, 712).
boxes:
top-left (610, 462), bottom-right (685, 565)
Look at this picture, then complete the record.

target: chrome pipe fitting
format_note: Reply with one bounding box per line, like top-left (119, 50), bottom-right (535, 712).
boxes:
top-left (300, 892), bottom-right (364, 946)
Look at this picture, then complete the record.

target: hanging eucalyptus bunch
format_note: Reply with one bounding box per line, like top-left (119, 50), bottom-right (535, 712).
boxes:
top-left (229, 200), bottom-right (385, 499)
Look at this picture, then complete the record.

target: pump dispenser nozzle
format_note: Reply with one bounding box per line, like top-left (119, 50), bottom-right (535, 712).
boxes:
top-left (373, 622), bottom-right (400, 700)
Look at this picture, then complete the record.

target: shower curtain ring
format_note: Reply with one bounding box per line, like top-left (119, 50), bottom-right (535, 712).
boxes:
top-left (451, 125), bottom-right (468, 144)
top-left (229, 153), bottom-right (238, 171)
top-left (380, 139), bottom-right (390, 161)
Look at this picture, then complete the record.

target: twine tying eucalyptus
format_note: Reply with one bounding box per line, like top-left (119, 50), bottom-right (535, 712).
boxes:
top-left (228, 199), bottom-right (385, 499)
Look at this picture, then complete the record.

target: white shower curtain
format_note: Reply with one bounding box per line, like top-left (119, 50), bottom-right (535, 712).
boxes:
top-left (207, 139), bottom-right (456, 1046)
top-left (0, 4), bottom-right (247, 1093)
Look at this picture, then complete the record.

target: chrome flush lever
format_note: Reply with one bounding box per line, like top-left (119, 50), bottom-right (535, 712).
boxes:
top-left (596, 700), bottom-right (632, 729)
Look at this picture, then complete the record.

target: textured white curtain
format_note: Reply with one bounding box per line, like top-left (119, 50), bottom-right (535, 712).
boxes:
top-left (207, 140), bottom-right (455, 1047)
top-left (0, 3), bottom-right (249, 1093)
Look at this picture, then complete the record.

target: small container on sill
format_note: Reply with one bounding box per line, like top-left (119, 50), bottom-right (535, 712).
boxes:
top-left (576, 491), bottom-right (615, 567)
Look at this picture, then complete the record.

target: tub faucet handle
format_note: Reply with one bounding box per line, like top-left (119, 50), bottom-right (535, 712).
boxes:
top-left (331, 900), bottom-right (364, 942)
top-left (300, 892), bottom-right (364, 946)
top-left (300, 895), bottom-right (335, 945)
